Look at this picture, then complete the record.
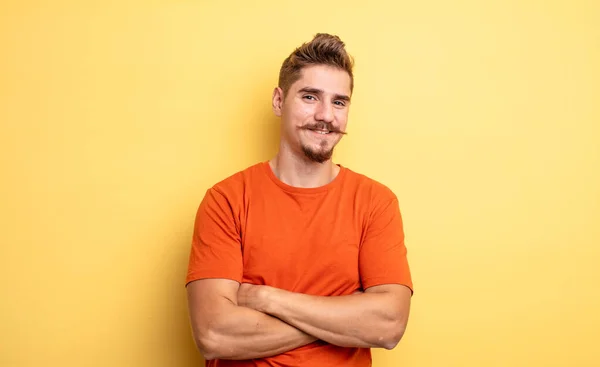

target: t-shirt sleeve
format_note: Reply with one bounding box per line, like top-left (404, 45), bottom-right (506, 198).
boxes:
top-left (359, 196), bottom-right (413, 294)
top-left (185, 187), bottom-right (243, 286)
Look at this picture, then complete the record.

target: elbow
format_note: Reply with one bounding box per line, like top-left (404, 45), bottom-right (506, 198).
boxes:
top-left (381, 328), bottom-right (405, 350)
top-left (378, 320), bottom-right (407, 350)
top-left (194, 328), bottom-right (222, 361)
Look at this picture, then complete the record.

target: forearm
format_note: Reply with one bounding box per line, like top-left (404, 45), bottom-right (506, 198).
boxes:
top-left (200, 304), bottom-right (316, 360)
top-left (263, 289), bottom-right (405, 350)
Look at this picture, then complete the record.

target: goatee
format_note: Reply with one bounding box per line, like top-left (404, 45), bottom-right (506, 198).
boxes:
top-left (301, 144), bottom-right (334, 163)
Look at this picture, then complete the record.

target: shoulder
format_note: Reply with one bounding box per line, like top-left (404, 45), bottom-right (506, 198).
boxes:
top-left (195, 162), bottom-right (264, 219)
top-left (207, 161), bottom-right (264, 200)
top-left (342, 166), bottom-right (398, 204)
top-left (342, 166), bottom-right (404, 226)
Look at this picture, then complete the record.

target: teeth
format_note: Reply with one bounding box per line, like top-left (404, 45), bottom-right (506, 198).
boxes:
top-left (308, 128), bottom-right (331, 134)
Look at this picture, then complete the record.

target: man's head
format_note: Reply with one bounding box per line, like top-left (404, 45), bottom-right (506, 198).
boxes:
top-left (272, 33), bottom-right (354, 164)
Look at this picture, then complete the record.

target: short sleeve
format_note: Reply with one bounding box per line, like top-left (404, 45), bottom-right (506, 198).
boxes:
top-left (359, 197), bottom-right (413, 294)
top-left (185, 187), bottom-right (243, 286)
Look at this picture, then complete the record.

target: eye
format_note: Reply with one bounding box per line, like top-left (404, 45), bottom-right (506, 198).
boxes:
top-left (334, 100), bottom-right (346, 107)
top-left (303, 95), bottom-right (317, 101)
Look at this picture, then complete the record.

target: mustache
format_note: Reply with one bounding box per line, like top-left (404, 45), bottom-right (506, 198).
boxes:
top-left (300, 122), bottom-right (347, 135)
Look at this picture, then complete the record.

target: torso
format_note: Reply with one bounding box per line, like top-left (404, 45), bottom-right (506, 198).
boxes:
top-left (207, 161), bottom-right (392, 367)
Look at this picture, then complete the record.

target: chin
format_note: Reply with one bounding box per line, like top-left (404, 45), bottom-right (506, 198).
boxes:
top-left (301, 146), bottom-right (334, 164)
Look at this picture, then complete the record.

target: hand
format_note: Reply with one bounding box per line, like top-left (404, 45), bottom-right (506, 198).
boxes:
top-left (237, 283), bottom-right (271, 313)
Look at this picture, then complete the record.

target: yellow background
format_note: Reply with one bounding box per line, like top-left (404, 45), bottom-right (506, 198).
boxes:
top-left (1, 1), bottom-right (599, 366)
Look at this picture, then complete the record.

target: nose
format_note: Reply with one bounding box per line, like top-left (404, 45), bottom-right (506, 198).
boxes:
top-left (314, 100), bottom-right (334, 123)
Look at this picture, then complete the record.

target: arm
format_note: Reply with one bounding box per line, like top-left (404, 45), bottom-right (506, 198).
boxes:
top-left (237, 192), bottom-right (414, 350)
top-left (238, 283), bottom-right (411, 350)
top-left (186, 278), bottom-right (316, 361)
top-left (186, 188), bottom-right (317, 361)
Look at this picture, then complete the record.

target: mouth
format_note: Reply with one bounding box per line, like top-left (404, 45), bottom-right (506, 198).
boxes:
top-left (304, 126), bottom-right (347, 136)
top-left (308, 128), bottom-right (335, 135)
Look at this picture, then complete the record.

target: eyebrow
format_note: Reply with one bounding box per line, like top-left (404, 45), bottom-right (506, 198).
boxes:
top-left (298, 87), bottom-right (351, 102)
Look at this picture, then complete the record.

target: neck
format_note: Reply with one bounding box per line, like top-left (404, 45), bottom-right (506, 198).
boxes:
top-left (269, 145), bottom-right (340, 189)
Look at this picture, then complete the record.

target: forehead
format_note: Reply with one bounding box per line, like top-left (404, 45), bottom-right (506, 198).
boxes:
top-left (291, 65), bottom-right (352, 96)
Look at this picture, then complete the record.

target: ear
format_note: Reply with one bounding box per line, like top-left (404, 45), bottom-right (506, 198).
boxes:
top-left (272, 87), bottom-right (284, 117)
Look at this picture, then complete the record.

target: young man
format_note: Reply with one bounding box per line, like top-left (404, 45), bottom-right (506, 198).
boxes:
top-left (185, 33), bottom-right (413, 366)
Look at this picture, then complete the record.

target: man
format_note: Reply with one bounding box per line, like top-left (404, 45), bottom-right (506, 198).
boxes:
top-left (185, 33), bottom-right (413, 366)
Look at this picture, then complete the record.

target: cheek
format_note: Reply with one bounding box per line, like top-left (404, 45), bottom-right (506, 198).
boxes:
top-left (296, 104), bottom-right (315, 121)
top-left (283, 103), bottom-right (312, 124)
top-left (335, 110), bottom-right (349, 126)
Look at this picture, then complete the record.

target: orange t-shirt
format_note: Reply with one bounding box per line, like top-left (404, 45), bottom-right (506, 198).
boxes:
top-left (186, 161), bottom-right (413, 367)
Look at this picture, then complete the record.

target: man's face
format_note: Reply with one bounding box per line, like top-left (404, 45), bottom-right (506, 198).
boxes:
top-left (273, 64), bottom-right (352, 163)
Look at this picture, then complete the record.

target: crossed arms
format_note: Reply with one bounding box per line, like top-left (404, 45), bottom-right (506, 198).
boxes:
top-left (186, 188), bottom-right (413, 360)
top-left (186, 278), bottom-right (412, 361)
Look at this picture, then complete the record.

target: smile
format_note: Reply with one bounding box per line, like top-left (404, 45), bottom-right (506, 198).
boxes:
top-left (308, 128), bottom-right (334, 135)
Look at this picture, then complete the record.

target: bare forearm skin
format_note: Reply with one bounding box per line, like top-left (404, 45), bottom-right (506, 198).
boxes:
top-left (198, 304), bottom-right (316, 360)
top-left (260, 286), bottom-right (410, 350)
